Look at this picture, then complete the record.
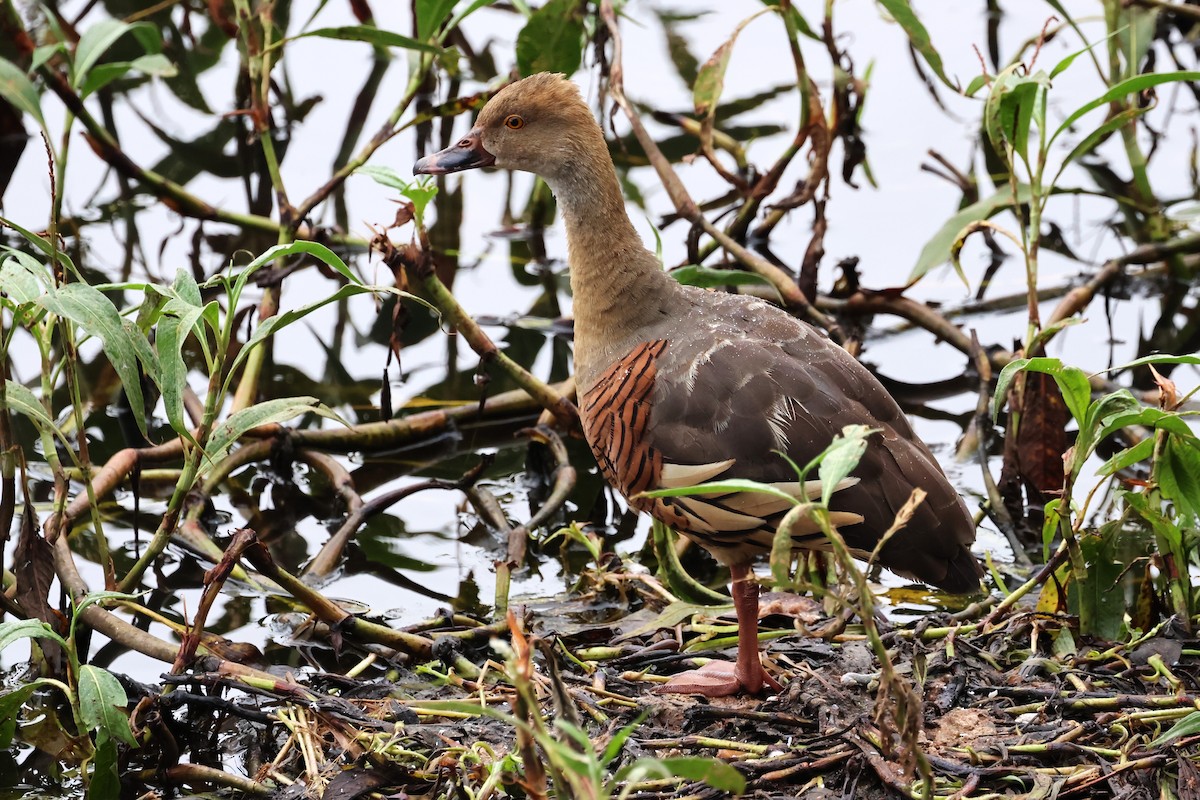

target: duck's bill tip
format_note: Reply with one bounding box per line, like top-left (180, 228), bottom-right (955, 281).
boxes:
top-left (413, 136), bottom-right (496, 176)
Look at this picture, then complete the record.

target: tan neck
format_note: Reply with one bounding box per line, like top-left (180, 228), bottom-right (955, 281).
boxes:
top-left (543, 150), bottom-right (675, 383)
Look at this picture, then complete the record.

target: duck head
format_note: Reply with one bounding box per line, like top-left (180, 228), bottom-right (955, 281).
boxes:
top-left (413, 73), bottom-right (604, 185)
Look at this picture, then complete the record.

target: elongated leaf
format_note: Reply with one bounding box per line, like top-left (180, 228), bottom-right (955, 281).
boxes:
top-left (1159, 437), bottom-right (1200, 524)
top-left (1050, 71), bottom-right (1200, 149)
top-left (203, 397), bottom-right (331, 464)
top-left (416, 0), bottom-right (458, 42)
top-left (0, 57), bottom-right (45, 130)
top-left (4, 381), bottom-right (57, 434)
top-left (300, 26), bottom-right (442, 54)
top-left (600, 711), bottom-right (648, 767)
top-left (1097, 437), bottom-right (1154, 477)
top-left (515, 0), bottom-right (586, 77)
top-left (1104, 353), bottom-right (1200, 373)
top-left (910, 184), bottom-right (1031, 283)
top-left (1051, 105), bottom-right (1146, 188)
top-left (157, 297), bottom-right (209, 443)
top-left (229, 241), bottom-right (362, 303)
top-left (656, 756), bottom-right (746, 793)
top-left (992, 357), bottom-right (1091, 427)
top-left (80, 53), bottom-right (177, 98)
top-left (88, 738), bottom-right (120, 799)
top-left (0, 618), bottom-right (68, 653)
top-left (692, 9), bottom-right (769, 152)
top-left (77, 665), bottom-right (136, 746)
top-left (1150, 709), bottom-right (1200, 747)
top-left (759, 0), bottom-right (819, 40)
top-left (0, 216), bottom-right (79, 277)
top-left (0, 684), bottom-right (38, 747)
top-left (37, 282), bottom-right (159, 438)
top-left (72, 590), bottom-right (139, 621)
top-left (73, 18), bottom-right (134, 89)
top-left (229, 284), bottom-right (421, 377)
top-left (670, 265), bottom-right (772, 289)
top-left (446, 0), bottom-right (498, 33)
top-left (0, 251), bottom-right (53, 305)
top-left (818, 425), bottom-right (874, 506)
top-left (638, 478), bottom-right (798, 505)
top-left (876, 0), bottom-right (955, 89)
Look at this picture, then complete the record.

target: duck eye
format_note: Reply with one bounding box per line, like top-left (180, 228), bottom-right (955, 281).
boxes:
top-left (504, 115), bottom-right (525, 130)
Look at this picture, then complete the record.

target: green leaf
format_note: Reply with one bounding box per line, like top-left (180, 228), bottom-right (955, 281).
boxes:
top-left (626, 756), bottom-right (746, 794)
top-left (78, 665), bottom-right (136, 746)
top-left (229, 284), bottom-right (422, 378)
top-left (818, 425), bottom-right (874, 506)
top-left (156, 296), bottom-right (210, 444)
top-left (37, 282), bottom-right (160, 439)
top-left (88, 737), bottom-right (121, 799)
top-left (0, 619), bottom-right (69, 653)
top-left (663, 755), bottom-right (748, 792)
top-left (1159, 437), bottom-right (1200, 525)
top-left (638, 478), bottom-right (798, 505)
top-left (1051, 104), bottom-right (1147, 188)
top-left (4, 380), bottom-right (58, 435)
top-left (80, 53), bottom-right (177, 98)
top-left (446, 0), bottom-right (498, 32)
top-left (1050, 71), bottom-right (1200, 150)
top-left (0, 56), bottom-right (46, 131)
top-left (964, 73), bottom-right (989, 97)
top-left (299, 26), bottom-right (443, 54)
top-left (759, 0), bottom-right (820, 40)
top-left (910, 184), bottom-right (1031, 284)
top-left (991, 357), bottom-right (1090, 428)
top-left (649, 521), bottom-right (730, 605)
top-left (31, 43), bottom-right (64, 72)
top-left (1150, 709), bottom-right (1200, 747)
top-left (416, 0), bottom-right (459, 42)
top-left (1096, 437), bottom-right (1154, 478)
top-left (203, 397), bottom-right (334, 465)
top-left (0, 684), bottom-right (38, 748)
top-left (1104, 353), bottom-right (1200, 373)
top-left (600, 711), bottom-right (648, 767)
top-left (228, 241), bottom-right (362, 303)
top-left (876, 0), bottom-right (956, 90)
top-left (72, 591), bottom-right (140, 623)
top-left (74, 18), bottom-right (135, 89)
top-left (357, 166), bottom-right (439, 227)
top-left (0, 251), bottom-right (53, 306)
top-left (1, 216), bottom-right (78, 277)
top-left (515, 0), bottom-right (586, 77)
top-left (671, 265), bottom-right (774, 291)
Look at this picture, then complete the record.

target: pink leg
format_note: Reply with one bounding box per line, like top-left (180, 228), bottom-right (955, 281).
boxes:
top-left (655, 563), bottom-right (783, 697)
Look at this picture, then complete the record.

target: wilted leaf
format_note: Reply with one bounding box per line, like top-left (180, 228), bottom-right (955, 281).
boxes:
top-left (1015, 371), bottom-right (1069, 501)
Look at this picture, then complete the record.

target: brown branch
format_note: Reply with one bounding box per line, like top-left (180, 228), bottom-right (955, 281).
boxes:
top-left (598, 0), bottom-right (841, 339)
